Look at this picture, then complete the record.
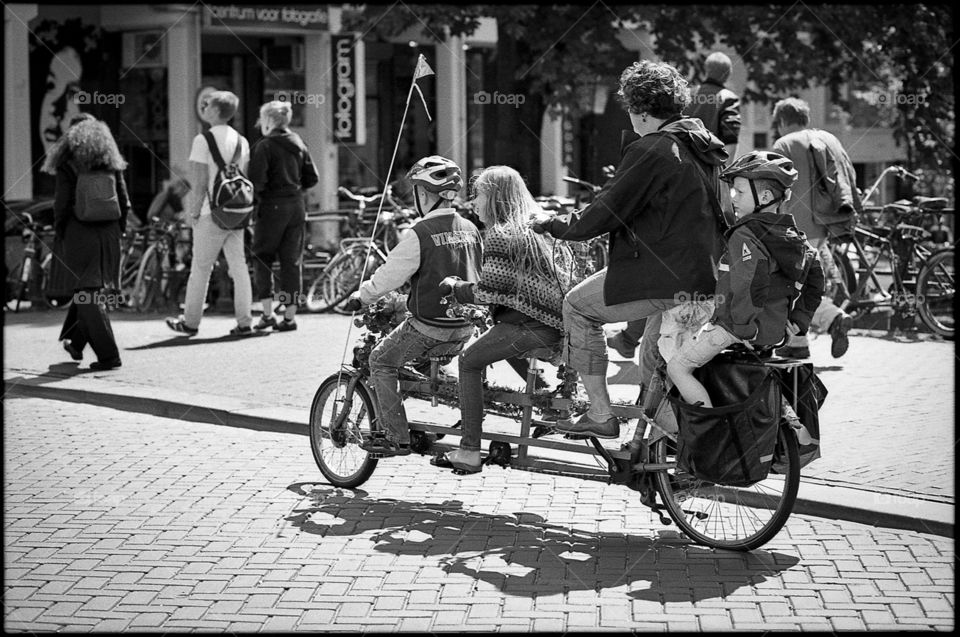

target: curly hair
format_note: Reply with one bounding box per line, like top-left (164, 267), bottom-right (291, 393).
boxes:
top-left (616, 60), bottom-right (691, 119)
top-left (42, 118), bottom-right (127, 174)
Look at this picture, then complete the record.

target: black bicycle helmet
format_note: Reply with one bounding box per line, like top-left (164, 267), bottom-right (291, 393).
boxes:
top-left (720, 151), bottom-right (798, 190)
top-left (406, 155), bottom-right (463, 200)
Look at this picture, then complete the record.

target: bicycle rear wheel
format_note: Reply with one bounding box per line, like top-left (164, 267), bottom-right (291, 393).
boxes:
top-left (309, 372), bottom-right (379, 488)
top-left (653, 423), bottom-right (800, 551)
top-left (916, 248), bottom-right (954, 338)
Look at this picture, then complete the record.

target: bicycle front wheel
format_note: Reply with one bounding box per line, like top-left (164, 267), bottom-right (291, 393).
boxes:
top-left (309, 372), bottom-right (379, 488)
top-left (916, 248), bottom-right (954, 339)
top-left (653, 423), bottom-right (800, 551)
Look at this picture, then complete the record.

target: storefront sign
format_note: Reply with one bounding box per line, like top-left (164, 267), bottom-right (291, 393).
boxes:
top-left (204, 5), bottom-right (328, 31)
top-left (332, 34), bottom-right (366, 145)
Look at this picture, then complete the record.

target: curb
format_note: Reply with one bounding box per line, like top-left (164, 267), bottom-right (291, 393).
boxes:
top-left (5, 375), bottom-right (953, 540)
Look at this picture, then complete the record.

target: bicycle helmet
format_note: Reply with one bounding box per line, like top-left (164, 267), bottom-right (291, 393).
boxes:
top-left (406, 155), bottom-right (463, 200)
top-left (720, 151), bottom-right (798, 190)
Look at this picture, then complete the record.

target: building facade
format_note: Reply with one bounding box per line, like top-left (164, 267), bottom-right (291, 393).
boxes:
top-left (4, 3), bottom-right (913, 214)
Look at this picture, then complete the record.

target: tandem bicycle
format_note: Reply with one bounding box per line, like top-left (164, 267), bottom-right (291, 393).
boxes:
top-left (308, 296), bottom-right (810, 551)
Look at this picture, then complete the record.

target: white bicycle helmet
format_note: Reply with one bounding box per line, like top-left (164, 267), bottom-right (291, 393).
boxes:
top-left (406, 155), bottom-right (463, 200)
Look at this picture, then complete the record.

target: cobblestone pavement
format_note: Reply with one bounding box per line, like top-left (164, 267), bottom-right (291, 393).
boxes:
top-left (4, 312), bottom-right (955, 505)
top-left (4, 398), bottom-right (954, 632)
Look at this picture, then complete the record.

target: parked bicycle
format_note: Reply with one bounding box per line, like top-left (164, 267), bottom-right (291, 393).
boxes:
top-left (831, 166), bottom-right (954, 337)
top-left (5, 210), bottom-right (56, 312)
top-left (309, 296), bottom-right (806, 551)
top-left (129, 217), bottom-right (192, 313)
top-left (304, 186), bottom-right (414, 313)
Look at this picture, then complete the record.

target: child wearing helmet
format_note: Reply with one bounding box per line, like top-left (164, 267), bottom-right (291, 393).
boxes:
top-left (666, 151), bottom-right (825, 408)
top-left (346, 155), bottom-right (482, 455)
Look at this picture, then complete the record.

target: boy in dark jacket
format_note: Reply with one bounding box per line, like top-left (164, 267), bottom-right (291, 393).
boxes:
top-left (667, 151), bottom-right (824, 407)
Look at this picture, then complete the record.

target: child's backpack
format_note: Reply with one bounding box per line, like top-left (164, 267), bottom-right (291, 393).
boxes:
top-left (75, 171), bottom-right (122, 222)
top-left (203, 131), bottom-right (254, 229)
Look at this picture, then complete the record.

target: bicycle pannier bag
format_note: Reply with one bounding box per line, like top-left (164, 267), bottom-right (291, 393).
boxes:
top-left (75, 171), bottom-right (122, 222)
top-left (203, 131), bottom-right (254, 230)
top-left (669, 356), bottom-right (782, 486)
top-left (772, 363), bottom-right (827, 472)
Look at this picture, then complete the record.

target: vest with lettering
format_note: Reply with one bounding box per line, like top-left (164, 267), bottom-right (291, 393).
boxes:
top-left (408, 210), bottom-right (482, 328)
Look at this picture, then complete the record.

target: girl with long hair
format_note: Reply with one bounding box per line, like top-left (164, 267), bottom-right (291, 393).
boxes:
top-left (434, 165), bottom-right (578, 474)
top-left (44, 117), bottom-right (130, 369)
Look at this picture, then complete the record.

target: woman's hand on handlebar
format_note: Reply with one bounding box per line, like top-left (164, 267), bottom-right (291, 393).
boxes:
top-left (528, 211), bottom-right (553, 235)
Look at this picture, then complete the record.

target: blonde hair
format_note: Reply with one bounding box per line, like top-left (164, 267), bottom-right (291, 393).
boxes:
top-left (207, 90), bottom-right (239, 121)
top-left (472, 165), bottom-right (574, 288)
top-left (259, 100), bottom-right (292, 128)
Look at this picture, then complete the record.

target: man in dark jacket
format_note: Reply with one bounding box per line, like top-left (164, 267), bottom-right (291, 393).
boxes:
top-left (248, 100), bottom-right (320, 332)
top-left (532, 60), bottom-right (728, 438)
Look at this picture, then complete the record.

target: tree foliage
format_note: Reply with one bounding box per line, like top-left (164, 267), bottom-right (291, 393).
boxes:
top-left (344, 4), bottom-right (954, 182)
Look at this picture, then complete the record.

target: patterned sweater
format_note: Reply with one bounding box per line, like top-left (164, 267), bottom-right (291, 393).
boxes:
top-left (470, 228), bottom-right (570, 331)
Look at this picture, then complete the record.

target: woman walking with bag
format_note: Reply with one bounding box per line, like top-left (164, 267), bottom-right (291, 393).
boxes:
top-left (248, 100), bottom-right (319, 331)
top-left (43, 117), bottom-right (130, 369)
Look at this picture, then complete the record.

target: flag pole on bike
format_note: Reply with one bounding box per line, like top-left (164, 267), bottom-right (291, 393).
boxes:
top-left (336, 54), bottom-right (436, 372)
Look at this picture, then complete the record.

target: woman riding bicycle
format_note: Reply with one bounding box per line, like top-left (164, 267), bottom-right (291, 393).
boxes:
top-left (434, 165), bottom-right (578, 474)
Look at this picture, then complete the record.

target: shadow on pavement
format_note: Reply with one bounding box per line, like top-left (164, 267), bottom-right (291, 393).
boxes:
top-left (607, 360), bottom-right (640, 386)
top-left (125, 332), bottom-right (271, 350)
top-left (4, 362), bottom-right (93, 388)
top-left (285, 483), bottom-right (799, 601)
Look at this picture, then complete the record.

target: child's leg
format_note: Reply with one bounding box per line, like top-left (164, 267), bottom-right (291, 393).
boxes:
top-left (666, 323), bottom-right (741, 408)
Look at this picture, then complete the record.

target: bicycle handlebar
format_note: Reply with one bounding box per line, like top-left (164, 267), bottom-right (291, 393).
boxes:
top-left (562, 176), bottom-right (602, 193)
top-left (338, 185), bottom-right (391, 205)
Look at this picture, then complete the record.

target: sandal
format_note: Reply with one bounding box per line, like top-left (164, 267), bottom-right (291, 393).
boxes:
top-left (429, 450), bottom-right (482, 474)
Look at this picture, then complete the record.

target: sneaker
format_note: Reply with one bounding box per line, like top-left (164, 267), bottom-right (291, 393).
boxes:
top-left (606, 331), bottom-right (636, 359)
top-left (775, 345), bottom-right (810, 359)
top-left (62, 340), bottom-right (82, 361)
top-left (553, 412), bottom-right (620, 439)
top-left (229, 325), bottom-right (257, 337)
top-left (90, 358), bottom-right (122, 371)
top-left (165, 316), bottom-right (198, 336)
top-left (255, 315), bottom-right (277, 331)
top-left (829, 314), bottom-right (853, 358)
top-left (274, 318), bottom-right (298, 332)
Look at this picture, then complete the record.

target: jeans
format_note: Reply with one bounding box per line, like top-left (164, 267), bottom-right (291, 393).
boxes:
top-left (182, 214), bottom-right (253, 328)
top-left (369, 319), bottom-right (472, 444)
top-left (457, 320), bottom-right (562, 451)
top-left (252, 198), bottom-right (305, 304)
top-left (786, 237), bottom-right (844, 348)
top-left (562, 269), bottom-right (676, 376)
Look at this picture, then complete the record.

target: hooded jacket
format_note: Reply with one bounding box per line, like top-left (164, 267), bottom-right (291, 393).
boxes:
top-left (248, 129), bottom-right (319, 202)
top-left (544, 116), bottom-right (728, 303)
top-left (711, 211), bottom-right (825, 346)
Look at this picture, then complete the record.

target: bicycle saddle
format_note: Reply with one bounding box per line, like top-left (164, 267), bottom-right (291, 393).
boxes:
top-left (423, 340), bottom-right (466, 360)
top-left (913, 196), bottom-right (948, 211)
top-left (519, 345), bottom-right (561, 364)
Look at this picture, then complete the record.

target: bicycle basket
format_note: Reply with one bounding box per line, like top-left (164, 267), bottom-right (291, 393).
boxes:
top-left (668, 357), bottom-right (782, 487)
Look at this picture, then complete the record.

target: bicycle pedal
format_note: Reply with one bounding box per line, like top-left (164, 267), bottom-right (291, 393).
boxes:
top-left (563, 433), bottom-right (591, 440)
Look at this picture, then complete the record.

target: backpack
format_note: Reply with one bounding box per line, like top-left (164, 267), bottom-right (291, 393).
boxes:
top-left (203, 130), bottom-right (254, 230)
top-left (807, 130), bottom-right (860, 239)
top-left (75, 171), bottom-right (122, 222)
